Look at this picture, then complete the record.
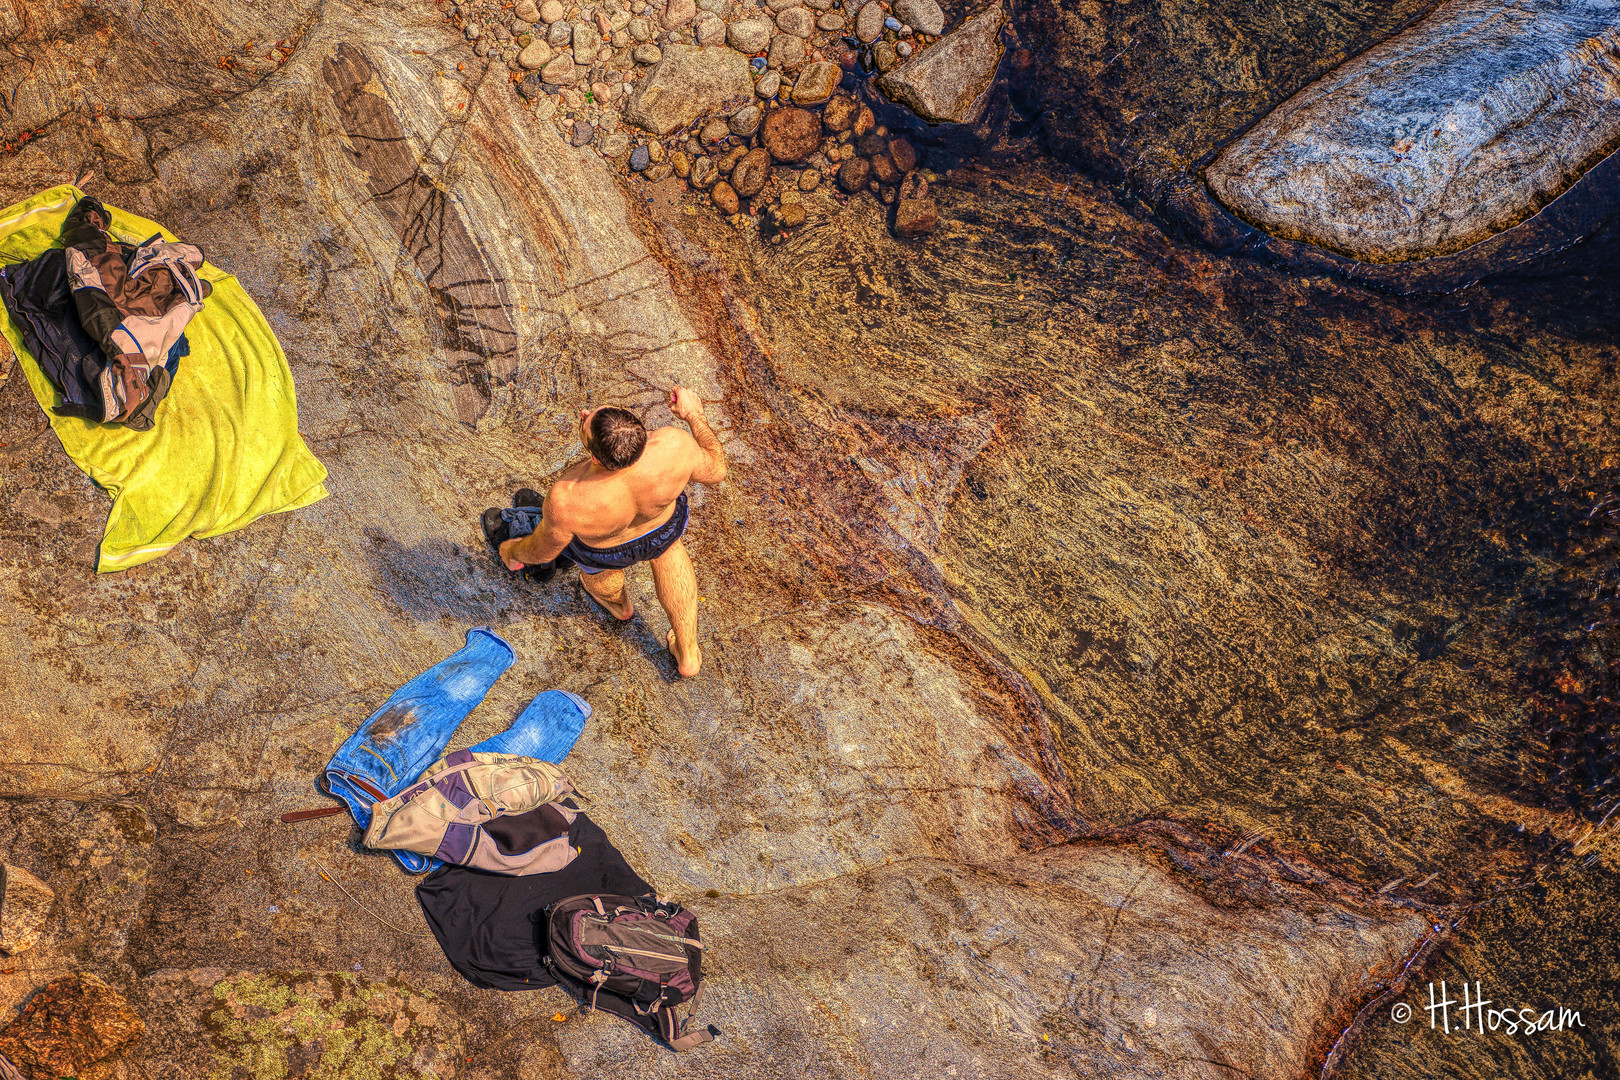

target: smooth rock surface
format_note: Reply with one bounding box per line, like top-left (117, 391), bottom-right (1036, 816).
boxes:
top-left (623, 44), bottom-right (754, 134)
top-left (876, 3), bottom-right (1006, 123)
top-left (1206, 0), bottom-right (1620, 262)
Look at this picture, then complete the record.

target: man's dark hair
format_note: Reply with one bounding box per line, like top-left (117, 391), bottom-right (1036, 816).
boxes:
top-left (587, 407), bottom-right (647, 470)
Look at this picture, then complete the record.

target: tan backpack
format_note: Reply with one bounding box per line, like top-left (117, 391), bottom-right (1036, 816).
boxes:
top-left (364, 750), bottom-right (580, 875)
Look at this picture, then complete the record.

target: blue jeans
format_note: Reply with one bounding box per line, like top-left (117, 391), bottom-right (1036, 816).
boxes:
top-left (323, 627), bottom-right (590, 873)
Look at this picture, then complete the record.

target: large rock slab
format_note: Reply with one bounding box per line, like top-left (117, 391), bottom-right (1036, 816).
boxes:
top-left (623, 44), bottom-right (753, 135)
top-left (1206, 0), bottom-right (1620, 262)
top-left (557, 830), bottom-right (1428, 1077)
top-left (876, 3), bottom-right (1006, 123)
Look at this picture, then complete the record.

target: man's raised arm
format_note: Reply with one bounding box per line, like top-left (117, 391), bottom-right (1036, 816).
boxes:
top-left (670, 386), bottom-right (727, 486)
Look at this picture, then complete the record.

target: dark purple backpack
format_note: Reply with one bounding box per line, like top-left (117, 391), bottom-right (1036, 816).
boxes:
top-left (544, 894), bottom-right (718, 1051)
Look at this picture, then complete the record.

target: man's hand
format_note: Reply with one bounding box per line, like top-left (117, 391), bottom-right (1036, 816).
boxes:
top-left (669, 386), bottom-right (702, 424)
top-left (497, 538), bottom-right (526, 572)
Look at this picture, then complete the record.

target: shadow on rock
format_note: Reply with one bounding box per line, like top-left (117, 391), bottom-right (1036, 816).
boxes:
top-left (362, 530), bottom-right (576, 626)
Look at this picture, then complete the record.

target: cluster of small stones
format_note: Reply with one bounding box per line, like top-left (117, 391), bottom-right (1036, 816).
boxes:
top-left (438, 0), bottom-right (946, 236)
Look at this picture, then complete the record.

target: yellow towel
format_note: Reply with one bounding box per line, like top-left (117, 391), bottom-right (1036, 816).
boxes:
top-left (0, 185), bottom-right (328, 571)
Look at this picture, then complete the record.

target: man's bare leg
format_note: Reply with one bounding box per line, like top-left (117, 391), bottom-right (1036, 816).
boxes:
top-left (579, 568), bottom-right (634, 621)
top-left (649, 539), bottom-right (701, 676)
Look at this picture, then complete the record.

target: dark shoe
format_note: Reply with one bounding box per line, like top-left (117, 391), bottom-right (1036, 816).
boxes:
top-left (481, 508), bottom-right (511, 554)
top-left (513, 488), bottom-right (543, 508)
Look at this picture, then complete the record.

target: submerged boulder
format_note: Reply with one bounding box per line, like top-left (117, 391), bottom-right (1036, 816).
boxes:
top-left (1206, 0), bottom-right (1620, 262)
top-left (0, 974), bottom-right (143, 1077)
top-left (876, 3), bottom-right (1006, 123)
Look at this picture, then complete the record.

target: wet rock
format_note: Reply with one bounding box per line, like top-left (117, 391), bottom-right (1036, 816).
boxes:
top-left (837, 155), bottom-right (873, 191)
top-left (853, 101), bottom-right (875, 134)
top-left (517, 72), bottom-right (546, 99)
top-left (823, 94), bottom-right (857, 131)
top-left (518, 39), bottom-right (553, 68)
top-left (712, 180), bottom-right (741, 214)
top-left (725, 21), bottom-right (768, 56)
top-left (876, 3), bottom-right (1005, 123)
top-left (633, 42), bottom-right (663, 63)
top-left (855, 0), bottom-right (886, 42)
top-left (0, 864), bottom-right (52, 956)
top-left (776, 6), bottom-right (815, 37)
top-left (898, 170), bottom-right (927, 199)
top-left (792, 60), bottom-right (841, 104)
top-left (691, 154), bottom-right (721, 187)
top-left (888, 135), bottom-right (917, 172)
top-left (893, 0), bottom-right (944, 35)
top-left (730, 146), bottom-right (773, 194)
top-left (756, 69), bottom-right (782, 98)
top-left (541, 53), bottom-right (582, 83)
top-left (798, 166), bottom-right (822, 190)
top-left (670, 148), bottom-right (692, 175)
top-left (701, 117), bottom-right (733, 143)
top-left (893, 194), bottom-right (938, 234)
top-left (1206, 0), bottom-right (1620, 262)
top-left (856, 130), bottom-right (888, 156)
top-left (819, 12), bottom-right (846, 30)
top-left (662, 0), bottom-right (698, 28)
top-left (623, 44), bottom-right (753, 134)
top-left (771, 199), bottom-right (808, 227)
top-left (871, 151), bottom-right (900, 183)
top-left (768, 32), bottom-right (806, 69)
top-left (0, 974), bottom-right (143, 1078)
top-left (730, 103), bottom-right (763, 135)
top-left (762, 105), bottom-right (821, 161)
top-left (541, 0), bottom-right (566, 20)
top-left (874, 40), bottom-right (899, 72)
top-left (630, 144), bottom-right (652, 170)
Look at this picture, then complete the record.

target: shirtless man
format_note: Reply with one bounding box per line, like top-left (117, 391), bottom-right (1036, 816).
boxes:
top-left (491, 387), bottom-right (726, 677)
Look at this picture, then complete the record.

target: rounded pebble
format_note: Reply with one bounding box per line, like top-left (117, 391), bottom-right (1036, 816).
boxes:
top-left (798, 168), bottom-right (821, 191)
top-left (755, 69), bottom-right (782, 98)
top-left (541, 0), bottom-right (566, 21)
top-left (630, 144), bottom-right (652, 171)
top-left (729, 104), bottom-right (762, 136)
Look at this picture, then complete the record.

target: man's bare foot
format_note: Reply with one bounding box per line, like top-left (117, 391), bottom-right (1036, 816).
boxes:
top-left (666, 630), bottom-right (702, 677)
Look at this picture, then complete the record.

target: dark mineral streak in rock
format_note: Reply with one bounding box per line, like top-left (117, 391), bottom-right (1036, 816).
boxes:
top-left (323, 44), bottom-right (519, 426)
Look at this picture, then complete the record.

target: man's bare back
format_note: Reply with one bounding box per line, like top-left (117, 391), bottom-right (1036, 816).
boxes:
top-left (497, 387), bottom-right (726, 676)
top-left (548, 425), bottom-right (711, 548)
